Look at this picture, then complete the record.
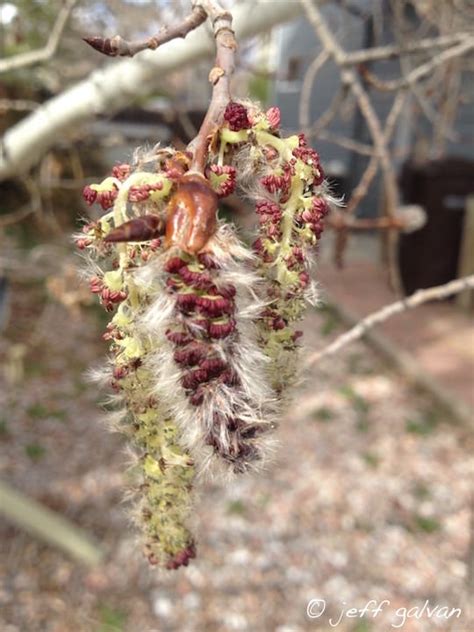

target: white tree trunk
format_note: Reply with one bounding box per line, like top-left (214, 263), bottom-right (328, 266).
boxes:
top-left (0, 1), bottom-right (302, 181)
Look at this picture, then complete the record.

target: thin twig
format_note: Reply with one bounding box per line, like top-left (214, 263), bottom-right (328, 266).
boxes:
top-left (0, 480), bottom-right (104, 567)
top-left (189, 0), bottom-right (236, 173)
top-left (0, 2), bottom-right (305, 181)
top-left (299, 49), bottom-right (330, 130)
top-left (0, 0), bottom-right (77, 74)
top-left (306, 275), bottom-right (474, 366)
top-left (82, 0), bottom-right (235, 174)
top-left (0, 204), bottom-right (35, 228)
top-left (342, 32), bottom-right (470, 65)
top-left (0, 99), bottom-right (39, 112)
top-left (332, 77), bottom-right (405, 271)
top-left (83, 4), bottom-right (206, 57)
top-left (301, 0), bottom-right (406, 290)
top-left (301, 0), bottom-right (399, 219)
top-left (361, 37), bottom-right (474, 92)
top-left (306, 86), bottom-right (349, 139)
top-left (328, 215), bottom-right (406, 231)
top-left (432, 59), bottom-right (462, 156)
top-left (0, 177), bottom-right (43, 228)
top-left (316, 130), bottom-right (374, 156)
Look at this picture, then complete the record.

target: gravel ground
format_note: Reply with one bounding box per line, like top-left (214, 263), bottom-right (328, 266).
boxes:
top-left (0, 282), bottom-right (472, 632)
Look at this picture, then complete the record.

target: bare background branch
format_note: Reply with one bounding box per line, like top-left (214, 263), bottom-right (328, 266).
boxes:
top-left (307, 275), bottom-right (474, 366)
top-left (0, 0), bottom-right (77, 74)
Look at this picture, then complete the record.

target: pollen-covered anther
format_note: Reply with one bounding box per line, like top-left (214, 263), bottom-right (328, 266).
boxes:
top-left (255, 200), bottom-right (281, 216)
top-left (266, 106), bottom-right (281, 130)
top-left (84, 183), bottom-right (118, 210)
top-left (189, 388), bottom-right (205, 406)
top-left (293, 146), bottom-right (325, 185)
top-left (181, 368), bottom-right (210, 390)
top-left (208, 318), bottom-right (236, 339)
top-left (266, 224), bottom-right (281, 239)
top-left (113, 365), bottom-right (128, 380)
top-left (312, 196), bottom-right (330, 218)
top-left (111, 163), bottom-right (131, 181)
top-left (149, 239), bottom-right (161, 251)
top-left (196, 295), bottom-right (234, 317)
top-left (209, 284), bottom-right (236, 299)
top-left (165, 543), bottom-right (196, 570)
top-left (209, 164), bottom-right (237, 197)
top-left (178, 266), bottom-right (213, 290)
top-left (299, 271), bottom-right (310, 288)
top-left (82, 185), bottom-right (97, 205)
top-left (176, 293), bottom-right (198, 311)
top-left (197, 253), bottom-right (219, 269)
top-left (260, 174), bottom-right (286, 194)
top-left (220, 368), bottom-right (240, 386)
top-left (173, 344), bottom-right (207, 366)
top-left (101, 288), bottom-right (127, 303)
top-left (199, 357), bottom-right (228, 377)
top-left (260, 165), bottom-right (293, 196)
top-left (102, 325), bottom-right (123, 341)
top-left (100, 188), bottom-right (118, 210)
top-left (89, 276), bottom-right (103, 294)
top-left (166, 329), bottom-right (194, 346)
top-left (293, 146), bottom-right (320, 166)
top-left (223, 101), bottom-right (251, 131)
top-left (128, 181), bottom-right (163, 202)
top-left (298, 133), bottom-right (308, 147)
top-left (165, 257), bottom-right (187, 274)
top-left (75, 237), bottom-right (92, 250)
top-left (252, 237), bottom-right (274, 262)
top-left (165, 276), bottom-right (182, 291)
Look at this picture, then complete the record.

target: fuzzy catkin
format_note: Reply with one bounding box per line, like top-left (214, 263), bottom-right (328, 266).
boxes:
top-left (76, 101), bottom-right (331, 568)
top-left (132, 228), bottom-right (278, 476)
top-left (78, 151), bottom-right (198, 568)
top-left (215, 101), bottom-right (333, 395)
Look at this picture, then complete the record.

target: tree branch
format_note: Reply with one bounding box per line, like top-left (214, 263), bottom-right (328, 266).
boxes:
top-left (0, 0), bottom-right (77, 74)
top-left (83, 4), bottom-right (207, 58)
top-left (300, 0), bottom-right (399, 219)
top-left (0, 0), bottom-right (304, 182)
top-left (0, 480), bottom-right (104, 566)
top-left (360, 37), bottom-right (474, 92)
top-left (0, 99), bottom-right (39, 112)
top-left (299, 48), bottom-right (330, 130)
top-left (306, 275), bottom-right (474, 366)
top-left (341, 32), bottom-right (471, 66)
top-left (301, 0), bottom-right (406, 289)
top-left (189, 0), bottom-right (236, 173)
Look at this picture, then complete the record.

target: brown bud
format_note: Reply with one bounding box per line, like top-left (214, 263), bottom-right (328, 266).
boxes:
top-left (165, 174), bottom-right (218, 254)
top-left (104, 215), bottom-right (165, 243)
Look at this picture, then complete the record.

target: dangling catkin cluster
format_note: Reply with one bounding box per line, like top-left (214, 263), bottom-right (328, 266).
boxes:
top-left (76, 102), bottom-right (331, 568)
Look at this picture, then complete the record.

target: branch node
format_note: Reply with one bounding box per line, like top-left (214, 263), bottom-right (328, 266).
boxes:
top-left (209, 66), bottom-right (225, 84)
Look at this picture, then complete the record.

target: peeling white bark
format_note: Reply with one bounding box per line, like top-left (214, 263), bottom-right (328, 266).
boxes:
top-left (0, 1), bottom-right (302, 181)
